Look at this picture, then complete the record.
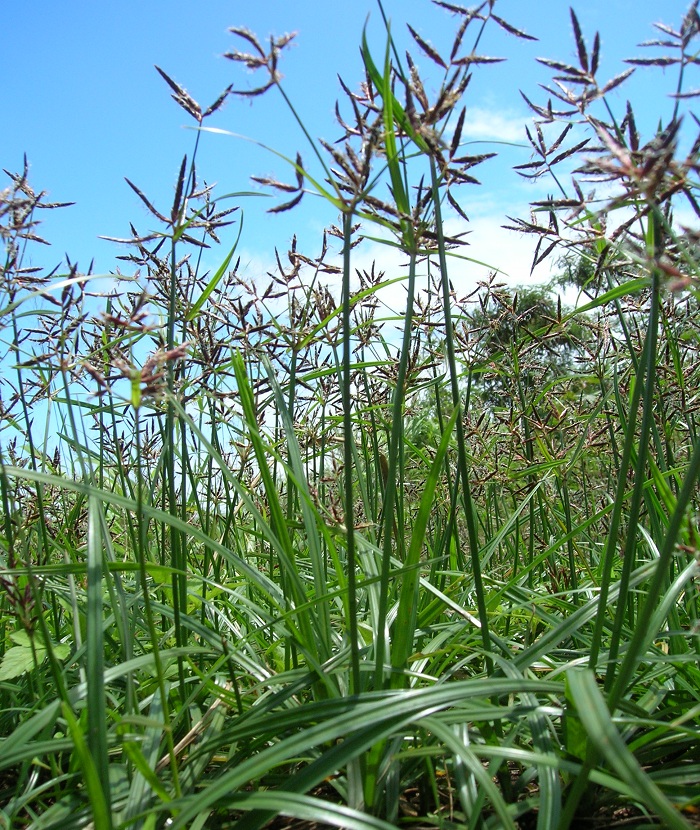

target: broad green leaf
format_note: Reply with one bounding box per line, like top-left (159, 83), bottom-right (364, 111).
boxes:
top-left (10, 630), bottom-right (33, 647)
top-left (0, 635), bottom-right (69, 679)
top-left (0, 645), bottom-right (38, 680)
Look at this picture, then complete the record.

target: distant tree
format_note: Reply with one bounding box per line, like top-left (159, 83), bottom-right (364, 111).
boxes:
top-left (465, 281), bottom-right (587, 409)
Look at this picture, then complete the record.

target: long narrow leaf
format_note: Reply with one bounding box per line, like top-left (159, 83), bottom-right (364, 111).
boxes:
top-left (567, 670), bottom-right (692, 830)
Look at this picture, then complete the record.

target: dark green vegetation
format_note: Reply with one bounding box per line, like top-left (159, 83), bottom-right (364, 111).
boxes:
top-left (1, 2), bottom-right (700, 828)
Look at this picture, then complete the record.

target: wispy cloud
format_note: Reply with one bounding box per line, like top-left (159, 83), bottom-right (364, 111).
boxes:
top-left (443, 213), bottom-right (557, 287)
top-left (459, 107), bottom-right (529, 143)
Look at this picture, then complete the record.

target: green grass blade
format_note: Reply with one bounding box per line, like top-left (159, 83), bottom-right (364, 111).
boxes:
top-left (226, 791), bottom-right (400, 830)
top-left (391, 406), bottom-right (459, 685)
top-left (61, 701), bottom-right (113, 830)
top-left (567, 669), bottom-right (693, 830)
top-left (185, 228), bottom-right (242, 321)
top-left (263, 356), bottom-right (333, 661)
top-left (86, 494), bottom-right (111, 816)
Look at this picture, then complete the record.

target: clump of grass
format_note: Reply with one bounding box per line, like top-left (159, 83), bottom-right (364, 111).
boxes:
top-left (1, 2), bottom-right (700, 829)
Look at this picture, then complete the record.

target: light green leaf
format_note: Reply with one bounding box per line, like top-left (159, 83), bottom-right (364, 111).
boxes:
top-left (53, 642), bottom-right (70, 660)
top-left (10, 630), bottom-right (33, 647)
top-left (1, 633), bottom-right (70, 679)
top-left (0, 645), bottom-right (38, 680)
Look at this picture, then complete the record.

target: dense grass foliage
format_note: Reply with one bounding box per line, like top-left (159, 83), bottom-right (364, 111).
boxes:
top-left (1, 2), bottom-right (700, 828)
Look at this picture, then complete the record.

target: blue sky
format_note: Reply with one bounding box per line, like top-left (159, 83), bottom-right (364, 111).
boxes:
top-left (3, 0), bottom-right (694, 295)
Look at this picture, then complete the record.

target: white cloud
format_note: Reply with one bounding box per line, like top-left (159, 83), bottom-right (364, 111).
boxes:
top-left (295, 207), bottom-right (559, 328)
top-left (442, 212), bottom-right (557, 288)
top-left (459, 108), bottom-right (530, 143)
